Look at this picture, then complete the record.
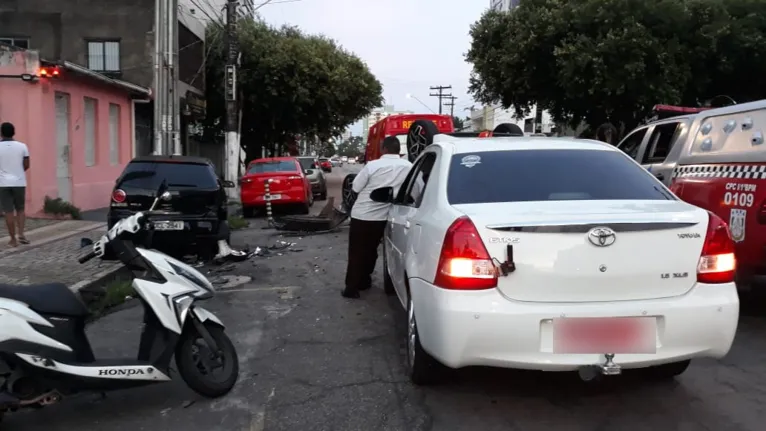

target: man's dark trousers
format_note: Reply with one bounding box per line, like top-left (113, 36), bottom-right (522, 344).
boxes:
top-left (345, 217), bottom-right (387, 294)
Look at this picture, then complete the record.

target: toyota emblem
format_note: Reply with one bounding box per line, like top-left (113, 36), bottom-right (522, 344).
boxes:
top-left (587, 227), bottom-right (616, 247)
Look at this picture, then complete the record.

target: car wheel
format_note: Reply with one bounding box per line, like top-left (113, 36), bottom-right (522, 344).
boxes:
top-left (646, 360), bottom-right (691, 380)
top-left (406, 297), bottom-right (442, 385)
top-left (382, 245), bottom-right (395, 296)
top-left (341, 174), bottom-right (358, 213)
top-left (406, 119), bottom-right (440, 162)
top-left (492, 123), bottom-right (524, 135)
top-left (319, 189), bottom-right (328, 200)
top-left (242, 206), bottom-right (255, 218)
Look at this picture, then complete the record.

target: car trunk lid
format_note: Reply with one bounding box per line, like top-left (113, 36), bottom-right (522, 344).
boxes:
top-left (452, 200), bottom-right (708, 302)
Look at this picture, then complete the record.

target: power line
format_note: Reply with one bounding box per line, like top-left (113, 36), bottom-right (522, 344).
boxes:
top-left (429, 85), bottom-right (452, 115)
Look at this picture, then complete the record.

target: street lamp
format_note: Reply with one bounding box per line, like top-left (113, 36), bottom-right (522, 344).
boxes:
top-left (406, 93), bottom-right (436, 114)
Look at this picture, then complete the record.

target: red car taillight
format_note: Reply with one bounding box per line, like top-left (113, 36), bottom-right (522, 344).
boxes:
top-left (112, 189), bottom-right (126, 203)
top-left (697, 211), bottom-right (736, 284)
top-left (433, 216), bottom-right (497, 290)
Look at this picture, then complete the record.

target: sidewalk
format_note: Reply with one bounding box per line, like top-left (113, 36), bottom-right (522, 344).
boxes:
top-left (0, 220), bottom-right (121, 290)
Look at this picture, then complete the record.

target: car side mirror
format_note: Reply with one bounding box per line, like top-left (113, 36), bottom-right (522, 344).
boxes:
top-left (370, 187), bottom-right (394, 203)
top-left (305, 169), bottom-right (314, 175)
top-left (222, 180), bottom-right (235, 188)
top-left (80, 237), bottom-right (94, 248)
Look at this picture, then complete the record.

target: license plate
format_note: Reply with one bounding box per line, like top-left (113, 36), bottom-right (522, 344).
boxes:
top-left (552, 317), bottom-right (656, 354)
top-left (153, 221), bottom-right (185, 231)
top-left (264, 194), bottom-right (282, 201)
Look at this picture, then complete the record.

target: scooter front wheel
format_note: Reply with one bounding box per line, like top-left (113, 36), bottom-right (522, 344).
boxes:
top-left (175, 322), bottom-right (239, 398)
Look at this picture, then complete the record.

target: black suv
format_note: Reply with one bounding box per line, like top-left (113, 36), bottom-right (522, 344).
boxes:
top-left (107, 155), bottom-right (233, 259)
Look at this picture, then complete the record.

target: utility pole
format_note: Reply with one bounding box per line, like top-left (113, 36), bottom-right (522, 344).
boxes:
top-left (443, 96), bottom-right (457, 117)
top-left (152, 0), bottom-right (166, 155)
top-left (429, 85), bottom-right (452, 115)
top-left (170, 0), bottom-right (181, 154)
top-left (224, 0), bottom-right (241, 199)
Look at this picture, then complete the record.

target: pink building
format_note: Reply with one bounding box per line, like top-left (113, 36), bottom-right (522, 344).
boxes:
top-left (0, 47), bottom-right (150, 214)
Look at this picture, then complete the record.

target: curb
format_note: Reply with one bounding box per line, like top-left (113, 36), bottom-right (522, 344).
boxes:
top-left (0, 221), bottom-right (107, 258)
top-left (70, 264), bottom-right (130, 294)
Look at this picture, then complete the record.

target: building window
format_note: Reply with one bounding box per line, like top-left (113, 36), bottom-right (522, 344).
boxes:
top-left (84, 97), bottom-right (98, 166)
top-left (87, 40), bottom-right (120, 72)
top-left (109, 104), bottom-right (121, 165)
top-left (0, 37), bottom-right (29, 49)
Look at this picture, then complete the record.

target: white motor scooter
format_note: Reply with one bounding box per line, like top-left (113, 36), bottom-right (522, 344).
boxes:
top-left (0, 184), bottom-right (239, 421)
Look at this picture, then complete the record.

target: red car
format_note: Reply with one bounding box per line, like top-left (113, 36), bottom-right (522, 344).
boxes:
top-left (240, 157), bottom-right (314, 216)
top-left (318, 158), bottom-right (332, 173)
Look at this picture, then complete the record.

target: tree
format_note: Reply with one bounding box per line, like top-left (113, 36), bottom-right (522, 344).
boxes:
top-left (452, 116), bottom-right (465, 131)
top-left (466, 0), bottom-right (766, 135)
top-left (319, 141), bottom-right (336, 157)
top-left (336, 135), bottom-right (363, 157)
top-left (203, 19), bottom-right (383, 162)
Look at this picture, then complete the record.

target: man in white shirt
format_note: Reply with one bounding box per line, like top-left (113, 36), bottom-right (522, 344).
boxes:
top-left (0, 123), bottom-right (30, 247)
top-left (343, 136), bottom-right (414, 299)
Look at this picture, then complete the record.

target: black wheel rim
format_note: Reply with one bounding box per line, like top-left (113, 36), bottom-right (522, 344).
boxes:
top-left (190, 337), bottom-right (232, 383)
top-left (407, 125), bottom-right (429, 161)
top-left (342, 177), bottom-right (357, 211)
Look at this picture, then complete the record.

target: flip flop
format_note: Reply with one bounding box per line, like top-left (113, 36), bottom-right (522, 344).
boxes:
top-left (18, 237), bottom-right (29, 245)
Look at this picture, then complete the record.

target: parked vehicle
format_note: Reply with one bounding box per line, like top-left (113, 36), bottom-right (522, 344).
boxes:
top-left (318, 158), bottom-right (332, 173)
top-left (618, 100), bottom-right (766, 287)
top-left (330, 156), bottom-right (342, 167)
top-left (240, 157), bottom-right (314, 216)
top-left (296, 156), bottom-right (328, 200)
top-left (0, 186), bottom-right (239, 421)
top-left (108, 156), bottom-right (233, 260)
top-left (365, 114), bottom-right (455, 163)
top-left (341, 156), bottom-right (348, 163)
top-left (368, 131), bottom-right (738, 385)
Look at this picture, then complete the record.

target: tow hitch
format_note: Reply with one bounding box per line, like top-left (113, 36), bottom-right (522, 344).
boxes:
top-left (578, 354), bottom-right (622, 381)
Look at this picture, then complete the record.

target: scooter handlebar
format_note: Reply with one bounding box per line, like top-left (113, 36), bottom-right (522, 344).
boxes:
top-left (78, 250), bottom-right (97, 264)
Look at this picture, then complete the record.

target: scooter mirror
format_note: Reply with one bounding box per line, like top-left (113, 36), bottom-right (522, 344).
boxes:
top-left (80, 238), bottom-right (94, 248)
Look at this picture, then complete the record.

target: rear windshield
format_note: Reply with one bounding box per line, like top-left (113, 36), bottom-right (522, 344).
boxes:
top-left (248, 160), bottom-right (298, 174)
top-left (118, 162), bottom-right (218, 189)
top-left (296, 158), bottom-right (316, 169)
top-left (447, 149), bottom-right (673, 204)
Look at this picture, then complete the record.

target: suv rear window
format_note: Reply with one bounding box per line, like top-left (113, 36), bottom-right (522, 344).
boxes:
top-left (118, 162), bottom-right (218, 189)
top-left (447, 149), bottom-right (673, 205)
top-left (248, 161), bottom-right (298, 174)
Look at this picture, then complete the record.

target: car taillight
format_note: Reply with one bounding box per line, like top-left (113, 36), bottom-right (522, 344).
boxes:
top-left (697, 211), bottom-right (736, 284)
top-left (112, 189), bottom-right (126, 203)
top-left (434, 216), bottom-right (497, 290)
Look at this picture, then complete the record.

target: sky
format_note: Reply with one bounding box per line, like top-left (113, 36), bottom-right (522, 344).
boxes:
top-left (257, 0), bottom-right (489, 135)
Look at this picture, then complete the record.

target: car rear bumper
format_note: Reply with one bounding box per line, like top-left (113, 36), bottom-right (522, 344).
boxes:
top-left (241, 189), bottom-right (308, 205)
top-left (107, 210), bottom-right (223, 240)
top-left (409, 278), bottom-right (739, 371)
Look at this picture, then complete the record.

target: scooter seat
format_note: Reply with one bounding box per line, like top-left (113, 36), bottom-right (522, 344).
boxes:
top-left (0, 283), bottom-right (88, 317)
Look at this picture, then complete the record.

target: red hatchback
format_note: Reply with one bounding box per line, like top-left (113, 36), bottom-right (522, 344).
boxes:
top-left (240, 157), bottom-right (314, 216)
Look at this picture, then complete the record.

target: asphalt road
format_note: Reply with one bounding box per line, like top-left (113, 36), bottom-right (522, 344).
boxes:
top-left (9, 164), bottom-right (766, 431)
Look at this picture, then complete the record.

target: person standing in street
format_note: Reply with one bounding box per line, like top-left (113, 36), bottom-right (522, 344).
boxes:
top-left (343, 136), bottom-right (413, 299)
top-left (0, 122), bottom-right (30, 247)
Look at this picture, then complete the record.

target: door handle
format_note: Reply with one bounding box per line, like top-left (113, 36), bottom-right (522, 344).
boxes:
top-left (404, 220), bottom-right (411, 230)
top-left (655, 173), bottom-right (664, 181)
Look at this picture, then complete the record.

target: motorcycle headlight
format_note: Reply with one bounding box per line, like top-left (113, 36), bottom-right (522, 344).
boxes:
top-left (167, 260), bottom-right (214, 293)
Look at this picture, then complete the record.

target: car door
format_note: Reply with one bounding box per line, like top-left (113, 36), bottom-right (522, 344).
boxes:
top-left (640, 120), bottom-right (688, 186)
top-left (388, 152), bottom-right (437, 300)
top-left (616, 126), bottom-right (652, 163)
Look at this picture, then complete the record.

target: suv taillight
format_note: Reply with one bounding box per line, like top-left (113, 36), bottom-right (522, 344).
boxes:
top-left (112, 189), bottom-right (126, 203)
top-left (433, 216), bottom-right (497, 290)
top-left (697, 211), bottom-right (736, 284)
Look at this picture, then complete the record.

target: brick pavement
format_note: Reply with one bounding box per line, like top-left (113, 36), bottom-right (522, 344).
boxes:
top-left (0, 225), bottom-right (120, 287)
top-left (0, 217), bottom-right (60, 238)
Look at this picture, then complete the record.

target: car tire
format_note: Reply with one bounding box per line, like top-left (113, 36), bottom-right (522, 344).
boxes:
top-left (341, 174), bottom-right (358, 213)
top-left (382, 245), bottom-right (395, 296)
top-left (406, 296), bottom-right (443, 385)
top-left (242, 206), bottom-right (255, 218)
top-left (646, 360), bottom-right (691, 380)
top-left (406, 119), bottom-right (440, 162)
top-left (492, 123), bottom-right (524, 135)
top-left (319, 189), bottom-right (328, 200)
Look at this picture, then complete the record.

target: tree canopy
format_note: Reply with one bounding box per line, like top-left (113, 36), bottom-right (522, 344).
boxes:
top-left (466, 0), bottom-right (766, 134)
top-left (336, 135), bottom-right (364, 158)
top-left (203, 19), bottom-right (383, 162)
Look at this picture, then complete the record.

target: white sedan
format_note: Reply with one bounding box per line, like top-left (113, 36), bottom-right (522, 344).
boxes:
top-left (370, 135), bottom-right (739, 385)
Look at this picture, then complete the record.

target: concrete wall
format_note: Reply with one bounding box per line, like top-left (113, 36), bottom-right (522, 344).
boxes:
top-left (0, 48), bottom-right (135, 213)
